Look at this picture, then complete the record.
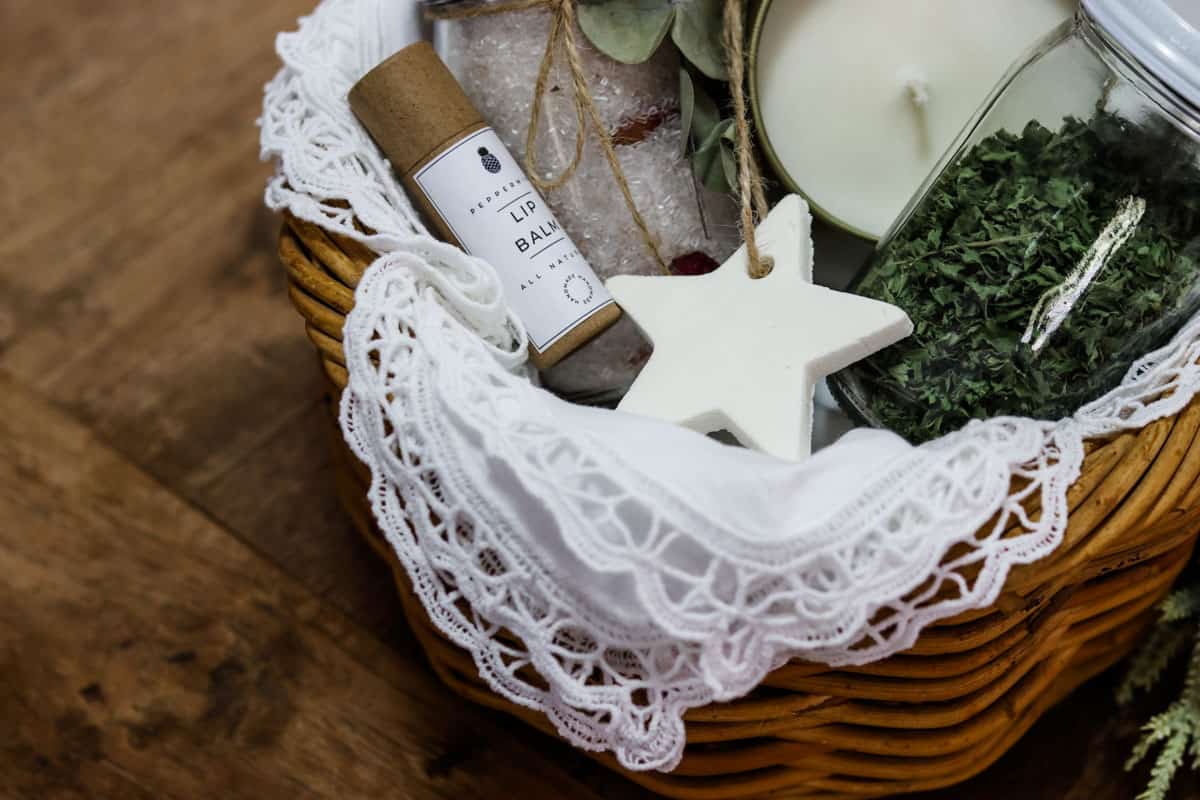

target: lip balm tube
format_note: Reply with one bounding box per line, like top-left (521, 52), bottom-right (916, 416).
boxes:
top-left (349, 41), bottom-right (621, 370)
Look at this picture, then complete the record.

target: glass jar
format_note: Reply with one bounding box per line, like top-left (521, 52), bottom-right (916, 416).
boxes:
top-left (830, 0), bottom-right (1200, 443)
top-left (436, 12), bottom-right (740, 407)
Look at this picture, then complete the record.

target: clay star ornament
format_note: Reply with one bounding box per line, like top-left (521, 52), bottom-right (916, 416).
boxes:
top-left (607, 194), bottom-right (913, 461)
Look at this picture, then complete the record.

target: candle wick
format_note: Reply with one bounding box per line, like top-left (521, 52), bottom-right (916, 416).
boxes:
top-left (899, 68), bottom-right (933, 156)
top-left (905, 77), bottom-right (931, 109)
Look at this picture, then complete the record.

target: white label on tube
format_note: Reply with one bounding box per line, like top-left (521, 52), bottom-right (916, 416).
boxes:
top-left (413, 127), bottom-right (614, 354)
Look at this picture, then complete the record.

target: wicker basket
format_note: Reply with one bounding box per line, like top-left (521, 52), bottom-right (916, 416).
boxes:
top-left (279, 212), bottom-right (1200, 799)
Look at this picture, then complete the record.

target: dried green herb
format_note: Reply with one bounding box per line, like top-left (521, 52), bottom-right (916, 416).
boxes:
top-left (834, 112), bottom-right (1200, 442)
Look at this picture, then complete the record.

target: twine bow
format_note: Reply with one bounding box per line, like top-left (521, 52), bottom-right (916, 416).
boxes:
top-left (427, 0), bottom-right (771, 278)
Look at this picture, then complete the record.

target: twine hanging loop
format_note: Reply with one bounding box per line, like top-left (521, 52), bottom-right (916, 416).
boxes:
top-left (722, 0), bottom-right (772, 278)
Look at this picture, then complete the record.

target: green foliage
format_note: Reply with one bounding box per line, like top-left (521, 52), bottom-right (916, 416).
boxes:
top-left (1118, 625), bottom-right (1190, 707)
top-left (678, 68), bottom-right (737, 192)
top-left (677, 65), bottom-right (701, 156)
top-left (838, 112), bottom-right (1200, 442)
top-left (576, 0), bottom-right (673, 64)
top-left (1161, 586), bottom-right (1200, 623)
top-left (669, 0), bottom-right (726, 80)
top-left (579, 0), bottom-right (739, 193)
top-left (1120, 581), bottom-right (1200, 799)
top-left (578, 0), bottom-right (727, 78)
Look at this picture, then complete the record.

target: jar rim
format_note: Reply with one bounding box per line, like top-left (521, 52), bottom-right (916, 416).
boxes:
top-left (1082, 0), bottom-right (1200, 111)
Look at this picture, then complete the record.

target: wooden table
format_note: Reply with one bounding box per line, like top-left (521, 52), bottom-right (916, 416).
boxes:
top-left (1, 2), bottom-right (1191, 797)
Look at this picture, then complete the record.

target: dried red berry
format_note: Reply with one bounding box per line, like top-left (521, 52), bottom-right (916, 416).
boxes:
top-left (670, 251), bottom-right (720, 276)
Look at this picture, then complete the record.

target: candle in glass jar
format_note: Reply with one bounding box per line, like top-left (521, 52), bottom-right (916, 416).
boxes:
top-left (752, 0), bottom-right (1075, 240)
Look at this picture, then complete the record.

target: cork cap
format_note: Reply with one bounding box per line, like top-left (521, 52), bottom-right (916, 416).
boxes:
top-left (348, 42), bottom-right (484, 175)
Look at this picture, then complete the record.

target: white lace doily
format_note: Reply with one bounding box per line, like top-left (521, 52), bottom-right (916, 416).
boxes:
top-left (260, 0), bottom-right (1200, 771)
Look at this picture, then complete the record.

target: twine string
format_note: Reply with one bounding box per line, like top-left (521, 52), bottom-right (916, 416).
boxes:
top-left (723, 0), bottom-right (771, 277)
top-left (428, 0), bottom-right (769, 278)
top-left (427, 0), bottom-right (667, 272)
top-left (527, 3), bottom-right (587, 191)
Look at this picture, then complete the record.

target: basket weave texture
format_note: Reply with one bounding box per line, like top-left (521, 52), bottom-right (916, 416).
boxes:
top-left (280, 213), bottom-right (1200, 799)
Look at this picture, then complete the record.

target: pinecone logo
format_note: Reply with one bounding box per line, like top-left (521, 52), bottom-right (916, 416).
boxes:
top-left (478, 147), bottom-right (501, 174)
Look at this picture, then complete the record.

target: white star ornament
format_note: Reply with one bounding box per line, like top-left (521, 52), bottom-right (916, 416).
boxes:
top-left (606, 194), bottom-right (912, 461)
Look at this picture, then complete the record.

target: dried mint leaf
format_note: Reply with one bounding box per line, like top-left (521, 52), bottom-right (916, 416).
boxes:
top-left (835, 112), bottom-right (1200, 443)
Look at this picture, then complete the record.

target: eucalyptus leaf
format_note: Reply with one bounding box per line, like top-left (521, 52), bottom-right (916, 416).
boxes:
top-left (720, 141), bottom-right (738, 193)
top-left (679, 68), bottom-right (694, 157)
top-left (577, 0), bottom-right (674, 65)
top-left (693, 118), bottom-right (734, 193)
top-left (671, 0), bottom-right (728, 80)
top-left (719, 121), bottom-right (739, 190)
top-left (687, 70), bottom-right (722, 142)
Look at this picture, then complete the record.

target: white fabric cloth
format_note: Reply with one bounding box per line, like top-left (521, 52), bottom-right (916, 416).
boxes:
top-left (260, 0), bottom-right (1200, 771)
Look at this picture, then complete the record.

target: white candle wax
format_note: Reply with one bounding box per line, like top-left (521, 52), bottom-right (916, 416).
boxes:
top-left (755, 0), bottom-right (1074, 240)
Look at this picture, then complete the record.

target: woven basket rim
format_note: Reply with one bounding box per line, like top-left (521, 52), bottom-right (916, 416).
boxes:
top-left (278, 212), bottom-right (1200, 799)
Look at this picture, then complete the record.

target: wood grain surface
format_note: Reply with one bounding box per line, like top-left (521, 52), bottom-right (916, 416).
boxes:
top-left (0, 1), bottom-right (1195, 798)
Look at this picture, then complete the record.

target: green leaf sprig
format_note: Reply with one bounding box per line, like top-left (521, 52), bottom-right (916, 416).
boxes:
top-left (1118, 574), bottom-right (1200, 800)
top-left (577, 0), bottom-right (738, 193)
